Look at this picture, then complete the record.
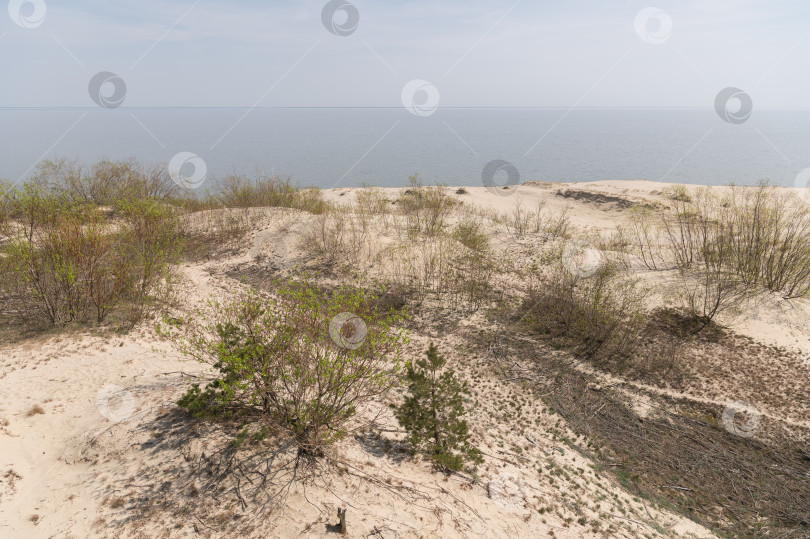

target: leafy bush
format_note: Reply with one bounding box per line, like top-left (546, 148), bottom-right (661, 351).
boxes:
top-left (177, 280), bottom-right (409, 455)
top-left (1, 192), bottom-right (103, 325)
top-left (393, 343), bottom-right (482, 472)
top-left (114, 199), bottom-right (183, 322)
top-left (0, 184), bottom-right (179, 327)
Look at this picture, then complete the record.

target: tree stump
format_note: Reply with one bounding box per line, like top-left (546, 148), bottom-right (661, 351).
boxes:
top-left (337, 507), bottom-right (347, 535)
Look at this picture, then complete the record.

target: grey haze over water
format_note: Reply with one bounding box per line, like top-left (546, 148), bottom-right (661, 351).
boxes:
top-left (2, 108), bottom-right (809, 189)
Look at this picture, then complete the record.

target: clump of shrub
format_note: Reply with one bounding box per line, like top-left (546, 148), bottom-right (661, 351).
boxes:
top-left (521, 253), bottom-right (649, 369)
top-left (215, 174), bottom-right (330, 214)
top-left (386, 235), bottom-right (495, 311)
top-left (628, 183), bottom-right (810, 331)
top-left (177, 279), bottom-right (409, 456)
top-left (503, 200), bottom-right (570, 241)
top-left (724, 184), bottom-right (810, 297)
top-left (354, 186), bottom-right (392, 231)
top-left (393, 343), bottom-right (482, 472)
top-left (397, 175), bottom-right (459, 238)
top-left (0, 184), bottom-right (180, 327)
top-left (659, 184), bottom-right (810, 298)
top-left (32, 158), bottom-right (177, 205)
top-left (298, 207), bottom-right (370, 269)
top-left (451, 218), bottom-right (490, 252)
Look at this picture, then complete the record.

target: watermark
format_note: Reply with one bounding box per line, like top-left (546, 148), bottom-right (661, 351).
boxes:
top-left (482, 159), bottom-right (520, 196)
top-left (88, 71), bottom-right (127, 109)
top-left (8, 0), bottom-right (46, 28)
top-left (321, 0), bottom-right (359, 37)
top-left (634, 7), bottom-right (672, 45)
top-left (401, 79), bottom-right (440, 117)
top-left (794, 168), bottom-right (810, 204)
top-left (721, 401), bottom-right (760, 438)
top-left (562, 240), bottom-right (603, 278)
top-left (168, 152), bottom-right (207, 189)
top-left (96, 385), bottom-right (136, 422)
top-left (329, 312), bottom-right (367, 350)
top-left (715, 87), bottom-right (753, 124)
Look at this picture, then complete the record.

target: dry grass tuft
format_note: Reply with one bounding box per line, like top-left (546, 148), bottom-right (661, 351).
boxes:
top-left (26, 405), bottom-right (45, 417)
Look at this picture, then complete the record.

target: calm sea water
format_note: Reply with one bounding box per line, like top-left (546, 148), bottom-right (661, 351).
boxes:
top-left (2, 108), bottom-right (810, 189)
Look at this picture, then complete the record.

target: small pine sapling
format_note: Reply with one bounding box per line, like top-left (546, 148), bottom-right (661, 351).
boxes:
top-left (394, 343), bottom-right (482, 472)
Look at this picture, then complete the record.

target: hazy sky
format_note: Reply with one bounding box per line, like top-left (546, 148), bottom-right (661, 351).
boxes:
top-left (2, 0), bottom-right (810, 109)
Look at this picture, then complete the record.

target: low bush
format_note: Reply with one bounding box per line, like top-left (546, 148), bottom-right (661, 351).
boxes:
top-left (656, 184), bottom-right (810, 298)
top-left (503, 200), bottom-right (570, 241)
top-left (0, 184), bottom-right (180, 327)
top-left (216, 174), bottom-right (330, 214)
top-left (177, 279), bottom-right (409, 455)
top-left (354, 186), bottom-right (392, 231)
top-left (451, 218), bottom-right (490, 253)
top-left (724, 184), bottom-right (810, 297)
top-left (521, 254), bottom-right (649, 369)
top-left (397, 175), bottom-right (459, 238)
top-left (114, 199), bottom-right (183, 322)
top-left (32, 158), bottom-right (177, 205)
top-left (298, 208), bottom-right (369, 268)
top-left (627, 184), bottom-right (809, 330)
top-left (386, 235), bottom-right (495, 312)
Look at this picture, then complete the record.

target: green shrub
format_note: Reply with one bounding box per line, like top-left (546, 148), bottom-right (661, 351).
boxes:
top-left (393, 343), bottom-right (482, 472)
top-left (0, 184), bottom-right (180, 327)
top-left (114, 199), bottom-right (183, 322)
top-left (724, 184), bottom-right (810, 297)
top-left (177, 280), bottom-right (409, 455)
top-left (1, 197), bottom-right (100, 325)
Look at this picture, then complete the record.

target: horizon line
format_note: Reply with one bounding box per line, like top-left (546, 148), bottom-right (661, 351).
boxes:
top-left (2, 106), bottom-right (809, 111)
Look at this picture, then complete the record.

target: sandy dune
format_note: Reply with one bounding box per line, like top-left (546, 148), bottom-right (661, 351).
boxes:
top-left (3, 180), bottom-right (809, 538)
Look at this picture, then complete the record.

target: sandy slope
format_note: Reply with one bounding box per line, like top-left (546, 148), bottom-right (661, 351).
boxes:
top-left (3, 180), bottom-right (809, 538)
